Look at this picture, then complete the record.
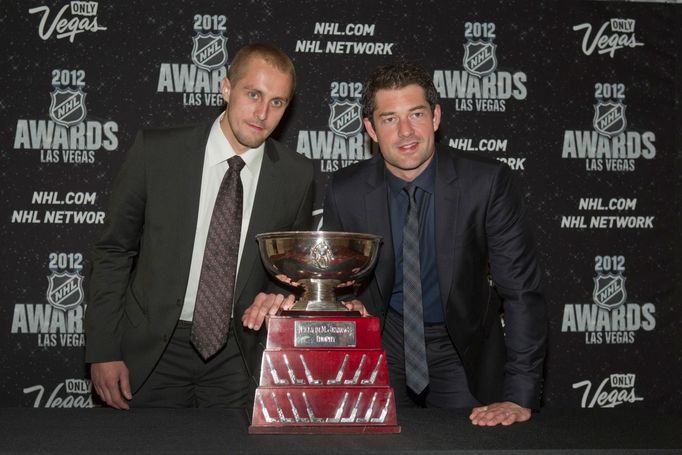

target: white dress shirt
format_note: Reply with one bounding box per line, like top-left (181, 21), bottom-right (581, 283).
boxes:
top-left (180, 114), bottom-right (264, 321)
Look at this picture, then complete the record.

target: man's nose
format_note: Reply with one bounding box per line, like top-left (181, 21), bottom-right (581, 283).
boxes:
top-left (255, 102), bottom-right (269, 121)
top-left (398, 118), bottom-right (414, 137)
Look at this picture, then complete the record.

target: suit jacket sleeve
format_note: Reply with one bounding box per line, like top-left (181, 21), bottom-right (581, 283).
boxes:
top-left (85, 131), bottom-right (147, 363)
top-left (485, 164), bottom-right (547, 409)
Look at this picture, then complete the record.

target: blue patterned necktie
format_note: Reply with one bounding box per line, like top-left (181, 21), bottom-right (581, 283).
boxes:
top-left (191, 155), bottom-right (245, 360)
top-left (402, 184), bottom-right (429, 394)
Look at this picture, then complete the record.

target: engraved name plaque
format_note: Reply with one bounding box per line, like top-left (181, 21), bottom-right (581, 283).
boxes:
top-left (295, 321), bottom-right (356, 348)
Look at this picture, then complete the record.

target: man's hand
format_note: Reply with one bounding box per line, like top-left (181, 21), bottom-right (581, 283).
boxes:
top-left (469, 401), bottom-right (531, 426)
top-left (342, 299), bottom-right (370, 316)
top-left (274, 274), bottom-right (300, 287)
top-left (91, 361), bottom-right (132, 410)
top-left (242, 293), bottom-right (296, 330)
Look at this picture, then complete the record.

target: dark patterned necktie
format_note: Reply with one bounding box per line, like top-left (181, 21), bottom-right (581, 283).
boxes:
top-left (191, 155), bottom-right (245, 360)
top-left (402, 184), bottom-right (429, 394)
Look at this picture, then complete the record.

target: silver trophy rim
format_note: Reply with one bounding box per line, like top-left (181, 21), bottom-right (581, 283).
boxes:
top-left (256, 231), bottom-right (382, 242)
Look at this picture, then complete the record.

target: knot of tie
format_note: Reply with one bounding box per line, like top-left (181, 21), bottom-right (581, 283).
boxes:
top-left (404, 184), bottom-right (417, 205)
top-left (228, 155), bottom-right (245, 173)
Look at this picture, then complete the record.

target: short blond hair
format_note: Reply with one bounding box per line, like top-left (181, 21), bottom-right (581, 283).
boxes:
top-left (228, 42), bottom-right (296, 96)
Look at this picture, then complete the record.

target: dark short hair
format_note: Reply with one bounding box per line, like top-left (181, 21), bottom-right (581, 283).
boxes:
top-left (228, 42), bottom-right (296, 96)
top-left (361, 60), bottom-right (439, 123)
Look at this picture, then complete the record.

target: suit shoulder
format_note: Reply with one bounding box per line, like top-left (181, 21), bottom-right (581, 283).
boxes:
top-left (439, 147), bottom-right (510, 180)
top-left (269, 138), bottom-right (312, 164)
top-left (267, 138), bottom-right (314, 178)
top-left (329, 155), bottom-right (379, 185)
top-left (444, 147), bottom-right (502, 169)
top-left (135, 122), bottom-right (211, 147)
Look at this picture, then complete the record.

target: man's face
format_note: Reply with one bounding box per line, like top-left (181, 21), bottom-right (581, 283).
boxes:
top-left (364, 84), bottom-right (441, 182)
top-left (220, 57), bottom-right (293, 154)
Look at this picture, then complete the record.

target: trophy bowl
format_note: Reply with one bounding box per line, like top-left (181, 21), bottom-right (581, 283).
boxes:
top-left (256, 231), bottom-right (382, 312)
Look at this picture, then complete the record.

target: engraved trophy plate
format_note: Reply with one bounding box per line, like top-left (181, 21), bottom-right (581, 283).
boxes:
top-left (267, 316), bottom-right (380, 349)
top-left (249, 231), bottom-right (400, 434)
top-left (294, 321), bottom-right (356, 348)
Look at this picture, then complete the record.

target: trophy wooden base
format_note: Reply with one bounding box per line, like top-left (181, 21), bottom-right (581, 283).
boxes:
top-left (249, 315), bottom-right (400, 434)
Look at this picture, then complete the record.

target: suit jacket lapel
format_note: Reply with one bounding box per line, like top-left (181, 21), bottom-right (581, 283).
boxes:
top-left (365, 156), bottom-right (394, 303)
top-left (435, 150), bottom-right (460, 312)
top-left (234, 139), bottom-right (280, 302)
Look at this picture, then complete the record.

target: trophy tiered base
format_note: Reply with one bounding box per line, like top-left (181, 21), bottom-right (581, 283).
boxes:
top-left (249, 314), bottom-right (400, 434)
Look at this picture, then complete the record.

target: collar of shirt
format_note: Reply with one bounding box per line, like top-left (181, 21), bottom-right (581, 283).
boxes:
top-left (205, 113), bottom-right (265, 175)
top-left (385, 153), bottom-right (437, 197)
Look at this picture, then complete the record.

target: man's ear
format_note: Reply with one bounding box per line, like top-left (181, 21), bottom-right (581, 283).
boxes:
top-left (220, 76), bottom-right (231, 103)
top-left (432, 104), bottom-right (442, 132)
top-left (363, 117), bottom-right (378, 142)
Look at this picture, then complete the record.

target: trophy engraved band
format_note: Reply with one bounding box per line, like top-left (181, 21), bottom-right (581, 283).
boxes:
top-left (249, 231), bottom-right (400, 434)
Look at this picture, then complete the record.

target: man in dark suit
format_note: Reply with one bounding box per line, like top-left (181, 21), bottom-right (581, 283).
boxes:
top-left (85, 43), bottom-right (314, 409)
top-left (323, 61), bottom-right (547, 426)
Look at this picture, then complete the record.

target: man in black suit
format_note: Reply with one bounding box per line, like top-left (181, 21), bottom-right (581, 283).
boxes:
top-left (323, 61), bottom-right (547, 426)
top-left (85, 43), bottom-right (314, 409)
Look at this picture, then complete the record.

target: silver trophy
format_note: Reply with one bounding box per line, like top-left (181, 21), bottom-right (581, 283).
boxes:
top-left (256, 231), bottom-right (381, 312)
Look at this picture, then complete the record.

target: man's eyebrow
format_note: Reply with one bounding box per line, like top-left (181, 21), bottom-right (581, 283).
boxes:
top-left (378, 105), bottom-right (428, 116)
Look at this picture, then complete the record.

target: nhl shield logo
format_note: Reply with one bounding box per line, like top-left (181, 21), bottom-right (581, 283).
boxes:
top-left (329, 101), bottom-right (362, 138)
top-left (49, 89), bottom-right (87, 128)
top-left (463, 41), bottom-right (497, 77)
top-left (46, 271), bottom-right (84, 311)
top-left (593, 102), bottom-right (627, 137)
top-left (592, 273), bottom-right (627, 310)
top-left (192, 33), bottom-right (228, 71)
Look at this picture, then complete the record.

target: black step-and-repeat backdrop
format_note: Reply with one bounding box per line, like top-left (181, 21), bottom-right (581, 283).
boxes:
top-left (1, 1), bottom-right (680, 411)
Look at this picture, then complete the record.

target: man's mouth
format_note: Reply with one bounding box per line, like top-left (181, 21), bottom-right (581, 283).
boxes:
top-left (397, 141), bottom-right (418, 151)
top-left (247, 121), bottom-right (265, 131)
